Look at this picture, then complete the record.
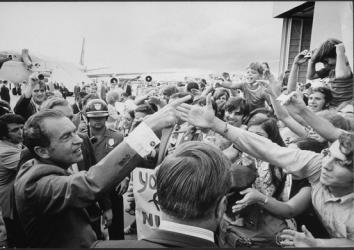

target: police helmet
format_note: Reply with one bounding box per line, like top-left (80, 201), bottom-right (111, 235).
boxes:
top-left (85, 99), bottom-right (109, 118)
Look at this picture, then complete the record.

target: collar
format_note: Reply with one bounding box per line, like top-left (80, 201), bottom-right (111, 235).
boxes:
top-left (158, 220), bottom-right (214, 243)
top-left (0, 139), bottom-right (22, 149)
top-left (323, 186), bottom-right (354, 204)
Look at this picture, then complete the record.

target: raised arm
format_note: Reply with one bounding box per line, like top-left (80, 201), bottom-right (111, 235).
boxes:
top-left (335, 43), bottom-right (352, 79)
top-left (177, 94), bottom-right (322, 181)
top-left (288, 50), bottom-right (310, 93)
top-left (283, 91), bottom-right (343, 142)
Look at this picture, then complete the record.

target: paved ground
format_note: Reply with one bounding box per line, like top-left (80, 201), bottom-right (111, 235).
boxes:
top-left (9, 92), bottom-right (138, 240)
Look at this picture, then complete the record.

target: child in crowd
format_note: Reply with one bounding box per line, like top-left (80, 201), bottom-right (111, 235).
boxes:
top-left (220, 62), bottom-right (272, 112)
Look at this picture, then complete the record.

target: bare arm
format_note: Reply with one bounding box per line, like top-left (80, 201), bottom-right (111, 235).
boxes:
top-left (233, 186), bottom-right (311, 219)
top-left (269, 93), bottom-right (307, 137)
top-left (219, 79), bottom-right (244, 89)
top-left (288, 50), bottom-right (310, 92)
top-left (335, 43), bottom-right (352, 79)
top-left (284, 92), bottom-right (343, 142)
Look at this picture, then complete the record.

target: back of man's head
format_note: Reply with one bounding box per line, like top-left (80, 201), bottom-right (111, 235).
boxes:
top-left (156, 141), bottom-right (231, 221)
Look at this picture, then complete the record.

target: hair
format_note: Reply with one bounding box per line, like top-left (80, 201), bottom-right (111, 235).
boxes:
top-left (317, 110), bottom-right (351, 131)
top-left (134, 103), bottom-right (155, 115)
top-left (338, 132), bottom-right (354, 169)
top-left (262, 62), bottom-right (270, 70)
top-left (247, 116), bottom-right (286, 197)
top-left (314, 38), bottom-right (342, 62)
top-left (0, 114), bottom-right (25, 139)
top-left (310, 87), bottom-right (333, 108)
top-left (247, 116), bottom-right (285, 147)
top-left (225, 96), bottom-right (249, 117)
top-left (106, 90), bottom-right (120, 105)
top-left (186, 82), bottom-right (199, 93)
top-left (292, 137), bottom-right (328, 153)
top-left (41, 97), bottom-right (69, 110)
top-left (81, 93), bottom-right (99, 108)
top-left (23, 110), bottom-right (65, 158)
top-left (162, 85), bottom-right (179, 97)
top-left (156, 141), bottom-right (231, 220)
top-left (243, 107), bottom-right (275, 126)
top-left (247, 62), bottom-right (264, 75)
top-left (213, 88), bottom-right (230, 101)
top-left (0, 100), bottom-right (11, 117)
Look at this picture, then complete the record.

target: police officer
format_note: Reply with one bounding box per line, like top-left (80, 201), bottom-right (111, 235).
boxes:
top-left (85, 99), bottom-right (128, 240)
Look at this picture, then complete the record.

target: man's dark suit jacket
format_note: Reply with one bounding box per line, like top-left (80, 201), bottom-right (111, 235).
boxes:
top-left (14, 95), bottom-right (37, 120)
top-left (92, 229), bottom-right (218, 248)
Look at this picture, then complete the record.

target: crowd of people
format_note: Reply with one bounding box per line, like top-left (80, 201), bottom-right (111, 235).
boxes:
top-left (0, 38), bottom-right (353, 248)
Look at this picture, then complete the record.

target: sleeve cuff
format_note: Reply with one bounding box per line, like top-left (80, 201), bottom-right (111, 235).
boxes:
top-left (124, 122), bottom-right (160, 158)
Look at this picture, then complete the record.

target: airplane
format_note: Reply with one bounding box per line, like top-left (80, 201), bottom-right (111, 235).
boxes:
top-left (0, 38), bottom-right (107, 92)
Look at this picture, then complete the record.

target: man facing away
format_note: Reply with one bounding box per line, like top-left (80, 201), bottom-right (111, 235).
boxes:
top-left (93, 140), bottom-right (231, 248)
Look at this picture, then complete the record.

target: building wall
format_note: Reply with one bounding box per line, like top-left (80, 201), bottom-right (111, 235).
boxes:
top-left (272, 1), bottom-right (306, 17)
top-left (278, 17), bottom-right (312, 84)
top-left (311, 1), bottom-right (353, 69)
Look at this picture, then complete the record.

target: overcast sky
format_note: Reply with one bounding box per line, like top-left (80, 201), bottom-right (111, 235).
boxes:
top-left (0, 2), bottom-right (283, 74)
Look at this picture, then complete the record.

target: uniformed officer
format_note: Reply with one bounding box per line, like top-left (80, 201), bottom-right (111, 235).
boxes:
top-left (85, 99), bottom-right (128, 240)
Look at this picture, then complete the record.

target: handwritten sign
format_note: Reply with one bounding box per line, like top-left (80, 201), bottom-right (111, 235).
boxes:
top-left (133, 168), bottom-right (162, 240)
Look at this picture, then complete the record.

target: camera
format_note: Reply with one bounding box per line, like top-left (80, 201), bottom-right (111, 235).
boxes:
top-left (304, 51), bottom-right (312, 58)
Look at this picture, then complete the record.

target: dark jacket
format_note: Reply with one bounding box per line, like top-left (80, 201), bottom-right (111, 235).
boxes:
top-left (14, 141), bottom-right (141, 248)
top-left (14, 95), bottom-right (37, 121)
top-left (0, 85), bottom-right (10, 104)
top-left (92, 229), bottom-right (218, 248)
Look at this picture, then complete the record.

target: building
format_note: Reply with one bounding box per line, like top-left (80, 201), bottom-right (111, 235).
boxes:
top-left (273, 1), bottom-right (353, 83)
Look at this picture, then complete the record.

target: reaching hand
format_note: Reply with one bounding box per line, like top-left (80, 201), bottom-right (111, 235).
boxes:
top-left (294, 50), bottom-right (310, 65)
top-left (28, 72), bottom-right (40, 89)
top-left (148, 96), bottom-right (161, 105)
top-left (176, 93), bottom-right (217, 129)
top-left (282, 91), bottom-right (308, 114)
top-left (279, 225), bottom-right (317, 247)
top-left (335, 43), bottom-right (345, 55)
top-left (232, 188), bottom-right (264, 213)
top-left (115, 178), bottom-right (130, 196)
top-left (143, 95), bottom-right (192, 132)
top-left (103, 209), bottom-right (113, 228)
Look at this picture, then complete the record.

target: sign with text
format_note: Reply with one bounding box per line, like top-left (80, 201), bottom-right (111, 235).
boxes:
top-left (133, 167), bottom-right (162, 240)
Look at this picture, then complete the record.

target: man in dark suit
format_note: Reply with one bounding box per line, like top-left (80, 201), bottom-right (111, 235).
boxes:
top-left (14, 95), bottom-right (190, 248)
top-left (93, 140), bottom-right (231, 248)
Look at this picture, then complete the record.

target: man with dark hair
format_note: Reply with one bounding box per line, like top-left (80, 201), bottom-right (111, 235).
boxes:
top-left (14, 73), bottom-right (48, 120)
top-left (0, 114), bottom-right (25, 247)
top-left (18, 96), bottom-right (107, 240)
top-left (14, 96), bottom-right (190, 247)
top-left (93, 141), bottom-right (231, 248)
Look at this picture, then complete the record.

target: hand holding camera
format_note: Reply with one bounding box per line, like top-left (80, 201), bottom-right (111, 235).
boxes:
top-left (294, 50), bottom-right (311, 65)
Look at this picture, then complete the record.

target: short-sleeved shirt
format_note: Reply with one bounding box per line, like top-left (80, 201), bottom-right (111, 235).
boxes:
top-left (316, 68), bottom-right (353, 107)
top-left (241, 82), bottom-right (271, 111)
